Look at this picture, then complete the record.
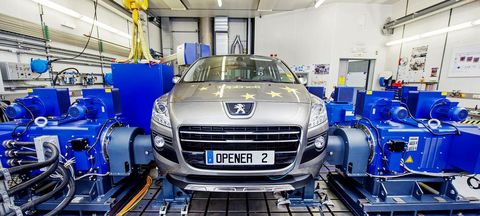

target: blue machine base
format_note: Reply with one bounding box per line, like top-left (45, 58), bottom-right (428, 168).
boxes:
top-left (327, 173), bottom-right (480, 216)
top-left (151, 177), bottom-right (192, 215)
top-left (16, 177), bottom-right (139, 215)
top-left (287, 177), bottom-right (321, 207)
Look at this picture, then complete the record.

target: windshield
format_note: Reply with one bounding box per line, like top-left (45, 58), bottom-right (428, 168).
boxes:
top-left (181, 56), bottom-right (298, 83)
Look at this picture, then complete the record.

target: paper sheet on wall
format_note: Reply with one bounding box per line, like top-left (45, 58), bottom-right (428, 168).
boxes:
top-left (449, 44), bottom-right (480, 77)
top-left (397, 46), bottom-right (429, 82)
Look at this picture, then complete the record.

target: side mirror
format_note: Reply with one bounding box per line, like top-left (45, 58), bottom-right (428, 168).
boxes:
top-left (298, 77), bottom-right (308, 85)
top-left (173, 76), bottom-right (181, 84)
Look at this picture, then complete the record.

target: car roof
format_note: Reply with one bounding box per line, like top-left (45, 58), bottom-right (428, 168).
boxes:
top-left (196, 54), bottom-right (278, 61)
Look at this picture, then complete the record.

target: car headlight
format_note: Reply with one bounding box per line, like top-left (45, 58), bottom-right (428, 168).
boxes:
top-left (152, 96), bottom-right (171, 128)
top-left (309, 95), bottom-right (327, 128)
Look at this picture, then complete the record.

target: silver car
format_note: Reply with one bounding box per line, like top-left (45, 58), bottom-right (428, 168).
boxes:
top-left (151, 55), bottom-right (328, 192)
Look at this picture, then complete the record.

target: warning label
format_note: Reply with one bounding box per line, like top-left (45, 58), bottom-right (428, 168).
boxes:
top-left (407, 137), bottom-right (419, 151)
top-left (405, 155), bottom-right (414, 163)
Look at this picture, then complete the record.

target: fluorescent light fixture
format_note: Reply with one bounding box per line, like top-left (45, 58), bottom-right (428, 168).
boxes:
top-left (32, 0), bottom-right (82, 18)
top-left (386, 18), bottom-right (480, 46)
top-left (80, 17), bottom-right (131, 39)
top-left (171, 7), bottom-right (187, 11)
top-left (31, 0), bottom-right (131, 39)
top-left (314, 0), bottom-right (326, 8)
top-left (217, 0), bottom-right (222, 7)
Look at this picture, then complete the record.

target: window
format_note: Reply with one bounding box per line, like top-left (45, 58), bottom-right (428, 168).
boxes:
top-left (182, 56), bottom-right (298, 84)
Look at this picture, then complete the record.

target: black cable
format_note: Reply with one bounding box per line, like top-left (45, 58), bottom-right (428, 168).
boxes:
top-left (52, 67), bottom-right (80, 86)
top-left (11, 100), bottom-right (35, 138)
top-left (48, 0), bottom-right (98, 65)
top-left (399, 102), bottom-right (458, 136)
top-left (6, 145), bottom-right (59, 196)
top-left (6, 165), bottom-right (71, 216)
top-left (7, 142), bottom-right (58, 174)
top-left (467, 176), bottom-right (480, 190)
top-left (359, 118), bottom-right (384, 153)
top-left (358, 118), bottom-right (387, 167)
top-left (44, 166), bottom-right (75, 216)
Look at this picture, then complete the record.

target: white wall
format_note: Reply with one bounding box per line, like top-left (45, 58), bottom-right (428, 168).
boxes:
top-left (255, 2), bottom-right (392, 94)
top-left (0, 0), bottom-right (161, 91)
top-left (385, 0), bottom-right (480, 108)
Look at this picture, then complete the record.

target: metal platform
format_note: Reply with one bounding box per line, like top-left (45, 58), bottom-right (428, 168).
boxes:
top-left (125, 173), bottom-right (354, 216)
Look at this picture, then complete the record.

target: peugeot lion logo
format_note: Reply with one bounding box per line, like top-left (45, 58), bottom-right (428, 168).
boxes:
top-left (234, 104), bottom-right (246, 114)
top-left (225, 102), bottom-right (255, 118)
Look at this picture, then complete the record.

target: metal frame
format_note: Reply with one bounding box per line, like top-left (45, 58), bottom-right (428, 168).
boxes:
top-left (328, 173), bottom-right (480, 216)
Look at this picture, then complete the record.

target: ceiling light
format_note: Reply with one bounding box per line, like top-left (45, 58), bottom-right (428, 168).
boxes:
top-left (32, 0), bottom-right (82, 18)
top-left (314, 0), bottom-right (326, 8)
top-left (386, 18), bottom-right (480, 46)
top-left (217, 0), bottom-right (223, 7)
top-left (31, 0), bottom-right (131, 39)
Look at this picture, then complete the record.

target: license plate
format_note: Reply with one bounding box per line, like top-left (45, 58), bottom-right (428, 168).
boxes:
top-left (205, 150), bottom-right (275, 165)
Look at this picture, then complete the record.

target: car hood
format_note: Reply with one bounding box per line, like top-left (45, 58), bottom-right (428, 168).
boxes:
top-left (170, 82), bottom-right (311, 104)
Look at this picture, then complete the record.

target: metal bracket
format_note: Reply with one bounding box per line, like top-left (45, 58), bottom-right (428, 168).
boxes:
top-left (378, 183), bottom-right (388, 202)
top-left (277, 197), bottom-right (291, 206)
top-left (159, 202), bottom-right (169, 216)
top-left (180, 201), bottom-right (189, 216)
top-left (445, 181), bottom-right (459, 200)
top-left (413, 182), bottom-right (424, 200)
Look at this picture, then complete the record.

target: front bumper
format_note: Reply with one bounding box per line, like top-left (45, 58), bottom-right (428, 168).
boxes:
top-left (151, 119), bottom-right (328, 191)
top-left (167, 174), bottom-right (313, 192)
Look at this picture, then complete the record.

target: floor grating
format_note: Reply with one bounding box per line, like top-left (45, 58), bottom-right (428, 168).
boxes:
top-left (127, 172), bottom-right (354, 216)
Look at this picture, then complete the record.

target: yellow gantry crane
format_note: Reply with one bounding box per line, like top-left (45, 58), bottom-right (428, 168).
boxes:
top-left (117, 0), bottom-right (156, 63)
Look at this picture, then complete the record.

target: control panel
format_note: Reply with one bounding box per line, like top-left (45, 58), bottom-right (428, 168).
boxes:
top-left (0, 62), bottom-right (36, 81)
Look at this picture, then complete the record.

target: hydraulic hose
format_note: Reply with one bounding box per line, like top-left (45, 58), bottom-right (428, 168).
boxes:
top-left (2, 140), bottom-right (35, 148)
top-left (44, 169), bottom-right (75, 216)
top-left (7, 165), bottom-right (73, 216)
top-left (5, 143), bottom-right (59, 195)
top-left (4, 150), bottom-right (37, 157)
top-left (6, 142), bottom-right (58, 174)
top-left (33, 180), bottom-right (58, 195)
top-left (7, 159), bottom-right (38, 166)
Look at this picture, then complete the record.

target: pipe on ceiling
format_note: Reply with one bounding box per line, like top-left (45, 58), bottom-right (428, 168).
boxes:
top-left (383, 0), bottom-right (477, 32)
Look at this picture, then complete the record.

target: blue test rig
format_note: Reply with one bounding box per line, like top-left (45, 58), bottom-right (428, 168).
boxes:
top-left (308, 86), bottom-right (356, 127)
top-left (0, 63), bottom-right (175, 215)
top-left (324, 89), bottom-right (480, 215)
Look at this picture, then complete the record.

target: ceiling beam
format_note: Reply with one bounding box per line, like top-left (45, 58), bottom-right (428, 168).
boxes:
top-left (257, 0), bottom-right (277, 11)
top-left (163, 0), bottom-right (187, 10)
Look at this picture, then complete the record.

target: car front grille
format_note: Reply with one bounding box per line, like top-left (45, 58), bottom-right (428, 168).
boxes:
top-left (179, 126), bottom-right (301, 170)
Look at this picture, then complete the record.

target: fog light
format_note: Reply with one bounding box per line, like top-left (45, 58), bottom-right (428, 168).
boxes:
top-left (314, 136), bottom-right (325, 150)
top-left (154, 136), bottom-right (165, 148)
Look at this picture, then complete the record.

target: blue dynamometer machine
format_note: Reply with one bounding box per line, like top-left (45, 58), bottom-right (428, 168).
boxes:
top-left (326, 90), bottom-right (480, 215)
top-left (0, 64), bottom-right (174, 215)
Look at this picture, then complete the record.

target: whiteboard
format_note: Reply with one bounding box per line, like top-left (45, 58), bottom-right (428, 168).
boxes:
top-left (448, 44), bottom-right (480, 77)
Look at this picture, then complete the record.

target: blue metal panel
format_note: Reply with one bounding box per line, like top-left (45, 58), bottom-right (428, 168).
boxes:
top-left (332, 86), bottom-right (355, 103)
top-left (200, 43), bottom-right (211, 57)
top-left (82, 88), bottom-right (122, 119)
top-left (184, 43), bottom-right (198, 65)
top-left (29, 88), bottom-right (71, 116)
top-left (355, 90), bottom-right (396, 120)
top-left (111, 63), bottom-right (174, 133)
top-left (306, 86), bottom-right (325, 99)
top-left (406, 91), bottom-right (445, 118)
top-left (448, 126), bottom-right (480, 173)
top-left (326, 103), bottom-right (355, 126)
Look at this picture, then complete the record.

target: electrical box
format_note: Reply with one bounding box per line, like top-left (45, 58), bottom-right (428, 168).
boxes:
top-left (0, 62), bottom-right (35, 80)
